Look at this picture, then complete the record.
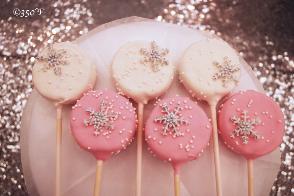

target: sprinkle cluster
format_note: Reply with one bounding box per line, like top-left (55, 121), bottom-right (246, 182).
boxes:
top-left (84, 100), bottom-right (119, 136)
top-left (37, 45), bottom-right (68, 75)
top-left (230, 110), bottom-right (261, 144)
top-left (154, 103), bottom-right (188, 137)
top-left (212, 56), bottom-right (240, 87)
top-left (140, 41), bottom-right (169, 72)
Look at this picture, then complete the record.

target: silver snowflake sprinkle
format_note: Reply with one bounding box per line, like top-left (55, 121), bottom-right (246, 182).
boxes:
top-left (230, 110), bottom-right (261, 144)
top-left (37, 45), bottom-right (68, 75)
top-left (140, 41), bottom-right (169, 72)
top-left (212, 56), bottom-right (240, 87)
top-left (154, 103), bottom-right (188, 137)
top-left (84, 100), bottom-right (119, 136)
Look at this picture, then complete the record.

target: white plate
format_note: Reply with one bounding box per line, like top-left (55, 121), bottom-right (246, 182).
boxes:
top-left (21, 17), bottom-right (280, 196)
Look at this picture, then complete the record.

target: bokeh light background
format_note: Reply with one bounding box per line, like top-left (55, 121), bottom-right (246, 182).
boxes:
top-left (0, 0), bottom-right (293, 195)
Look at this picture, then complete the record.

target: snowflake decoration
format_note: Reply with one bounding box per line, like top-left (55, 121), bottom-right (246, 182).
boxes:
top-left (154, 103), bottom-right (188, 137)
top-left (37, 45), bottom-right (68, 75)
top-left (139, 41), bottom-right (169, 72)
top-left (84, 100), bottom-right (119, 136)
top-left (212, 56), bottom-right (240, 87)
top-left (230, 110), bottom-right (261, 144)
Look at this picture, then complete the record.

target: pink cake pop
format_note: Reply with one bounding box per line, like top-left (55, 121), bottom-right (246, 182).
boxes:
top-left (145, 96), bottom-right (211, 196)
top-left (217, 90), bottom-right (284, 196)
top-left (218, 90), bottom-right (284, 159)
top-left (70, 90), bottom-right (136, 196)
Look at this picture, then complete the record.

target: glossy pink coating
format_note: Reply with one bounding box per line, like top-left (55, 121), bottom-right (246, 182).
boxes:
top-left (70, 90), bottom-right (136, 160)
top-left (145, 96), bottom-right (212, 171)
top-left (218, 90), bottom-right (284, 159)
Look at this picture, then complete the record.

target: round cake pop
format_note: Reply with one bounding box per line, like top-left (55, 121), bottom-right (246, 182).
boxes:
top-left (179, 38), bottom-right (241, 103)
top-left (32, 41), bottom-right (97, 196)
top-left (179, 38), bottom-right (242, 196)
top-left (145, 96), bottom-right (212, 170)
top-left (112, 40), bottom-right (175, 196)
top-left (33, 42), bottom-right (96, 104)
top-left (218, 90), bottom-right (284, 159)
top-left (112, 41), bottom-right (175, 104)
top-left (70, 90), bottom-right (137, 160)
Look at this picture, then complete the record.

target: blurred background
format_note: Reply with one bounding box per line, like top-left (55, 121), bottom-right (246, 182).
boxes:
top-left (0, 0), bottom-right (293, 195)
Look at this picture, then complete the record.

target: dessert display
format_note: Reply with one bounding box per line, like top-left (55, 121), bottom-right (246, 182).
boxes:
top-left (179, 38), bottom-right (241, 196)
top-left (145, 96), bottom-right (211, 196)
top-left (112, 40), bottom-right (175, 196)
top-left (218, 90), bottom-right (284, 196)
top-left (70, 89), bottom-right (136, 196)
top-left (22, 18), bottom-right (283, 196)
top-left (32, 41), bottom-right (96, 196)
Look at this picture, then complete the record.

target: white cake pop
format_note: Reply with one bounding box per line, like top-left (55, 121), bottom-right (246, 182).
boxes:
top-left (32, 41), bottom-right (97, 196)
top-left (33, 42), bottom-right (97, 104)
top-left (112, 41), bottom-right (175, 104)
top-left (179, 38), bottom-right (241, 196)
top-left (112, 40), bottom-right (175, 196)
top-left (179, 38), bottom-right (241, 103)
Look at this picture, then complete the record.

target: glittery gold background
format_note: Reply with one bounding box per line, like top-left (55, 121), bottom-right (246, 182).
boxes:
top-left (0, 0), bottom-right (293, 195)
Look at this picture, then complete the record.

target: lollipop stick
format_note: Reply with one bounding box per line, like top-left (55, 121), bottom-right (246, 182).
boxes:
top-left (210, 104), bottom-right (223, 196)
top-left (247, 159), bottom-right (254, 196)
top-left (94, 160), bottom-right (103, 196)
top-left (55, 105), bottom-right (62, 196)
top-left (136, 102), bottom-right (144, 196)
top-left (174, 171), bottom-right (180, 196)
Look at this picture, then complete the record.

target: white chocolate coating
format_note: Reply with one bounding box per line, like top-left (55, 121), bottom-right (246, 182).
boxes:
top-left (32, 42), bottom-right (96, 104)
top-left (179, 38), bottom-right (241, 103)
top-left (111, 41), bottom-right (175, 104)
